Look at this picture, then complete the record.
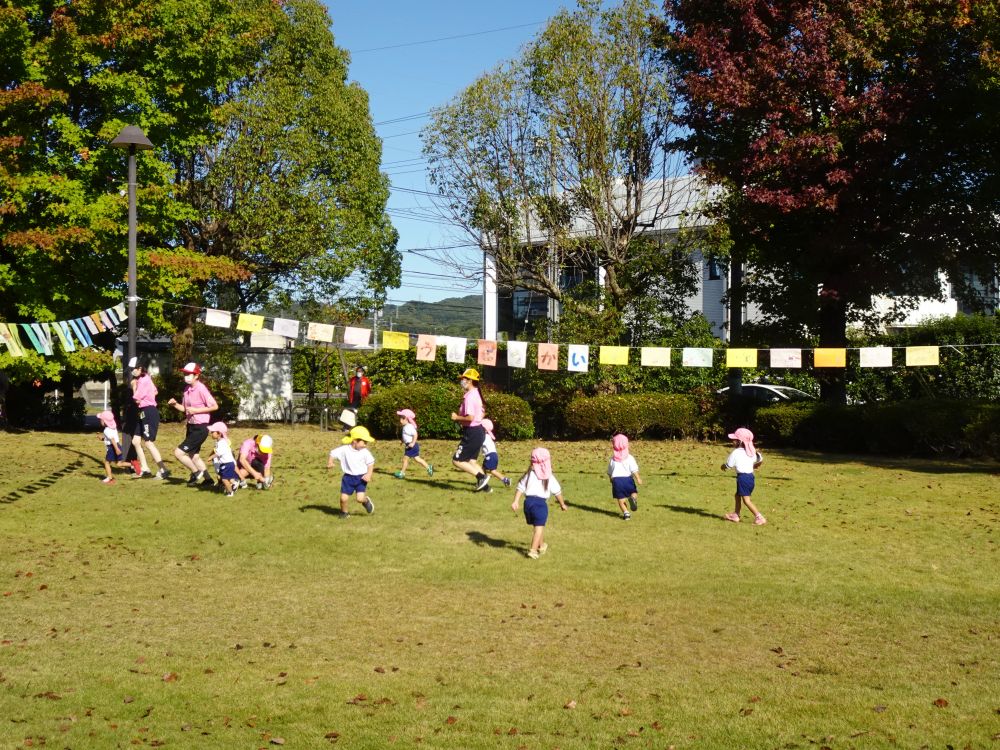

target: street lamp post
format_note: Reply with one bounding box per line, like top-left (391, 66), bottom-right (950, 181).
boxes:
top-left (110, 125), bottom-right (153, 387)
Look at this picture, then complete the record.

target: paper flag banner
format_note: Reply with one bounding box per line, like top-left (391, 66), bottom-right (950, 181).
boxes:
top-left (99, 310), bottom-right (115, 330)
top-left (70, 318), bottom-right (93, 346)
top-left (306, 322), bottom-right (335, 343)
top-left (205, 309), bottom-right (232, 328)
top-left (906, 345), bottom-right (939, 366)
top-left (89, 313), bottom-right (106, 333)
top-left (682, 347), bottom-right (713, 368)
top-left (50, 322), bottom-right (74, 352)
top-left (113, 302), bottom-right (126, 320)
top-left (567, 344), bottom-right (589, 372)
top-left (272, 317), bottom-right (300, 339)
top-left (640, 347), bottom-right (671, 367)
top-left (416, 334), bottom-right (437, 362)
top-left (104, 307), bottom-right (120, 326)
top-left (506, 340), bottom-right (527, 368)
top-left (769, 348), bottom-right (802, 368)
top-left (236, 313), bottom-right (264, 332)
top-left (599, 345), bottom-right (629, 365)
top-left (814, 348), bottom-right (846, 367)
top-left (383, 330), bottom-right (409, 350)
top-left (0, 323), bottom-right (24, 356)
top-left (446, 337), bottom-right (466, 364)
top-left (859, 346), bottom-right (893, 368)
top-left (537, 343), bottom-right (559, 371)
top-left (342, 326), bottom-right (371, 347)
top-left (31, 324), bottom-right (54, 355)
top-left (82, 316), bottom-right (99, 335)
top-left (478, 339), bottom-right (498, 366)
top-left (726, 348), bottom-right (758, 368)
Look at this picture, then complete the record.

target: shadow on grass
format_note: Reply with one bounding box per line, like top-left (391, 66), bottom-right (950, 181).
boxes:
top-left (2, 457), bottom-right (84, 504)
top-left (466, 530), bottom-right (512, 549)
top-left (659, 503), bottom-right (721, 520)
top-left (777, 449), bottom-right (1000, 475)
top-left (566, 500), bottom-right (621, 518)
top-left (298, 504), bottom-right (343, 516)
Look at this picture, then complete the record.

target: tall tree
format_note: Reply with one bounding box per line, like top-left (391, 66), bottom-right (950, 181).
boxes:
top-left (423, 0), bottom-right (701, 344)
top-left (662, 0), bottom-right (1000, 398)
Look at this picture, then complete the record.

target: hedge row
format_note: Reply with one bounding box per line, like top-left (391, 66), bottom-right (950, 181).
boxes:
top-left (564, 393), bottom-right (705, 439)
top-left (754, 399), bottom-right (1000, 458)
top-left (360, 383), bottom-right (534, 441)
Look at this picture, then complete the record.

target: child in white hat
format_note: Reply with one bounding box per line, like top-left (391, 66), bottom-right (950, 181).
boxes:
top-left (207, 421), bottom-right (238, 497)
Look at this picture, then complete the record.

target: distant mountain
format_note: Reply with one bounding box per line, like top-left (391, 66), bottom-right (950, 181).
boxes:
top-left (382, 295), bottom-right (482, 338)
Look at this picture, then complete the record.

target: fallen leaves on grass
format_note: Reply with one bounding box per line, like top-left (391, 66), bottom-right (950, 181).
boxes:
top-left (932, 698), bottom-right (949, 708)
top-left (445, 716), bottom-right (458, 725)
top-left (162, 672), bottom-right (178, 683)
top-left (564, 700), bottom-right (577, 709)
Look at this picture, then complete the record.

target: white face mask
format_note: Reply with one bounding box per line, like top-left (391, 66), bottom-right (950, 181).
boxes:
top-left (183, 374), bottom-right (195, 385)
top-left (356, 371), bottom-right (363, 377)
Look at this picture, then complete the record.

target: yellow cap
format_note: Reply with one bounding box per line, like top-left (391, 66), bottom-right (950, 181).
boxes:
top-left (342, 425), bottom-right (376, 444)
top-left (459, 367), bottom-right (480, 381)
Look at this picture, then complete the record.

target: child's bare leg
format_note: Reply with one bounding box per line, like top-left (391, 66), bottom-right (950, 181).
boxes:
top-left (222, 479), bottom-right (232, 493)
top-left (414, 456), bottom-right (430, 470)
top-left (733, 491), bottom-right (744, 515)
top-left (741, 496), bottom-right (762, 517)
top-left (356, 490), bottom-right (367, 508)
top-left (340, 493), bottom-right (350, 513)
top-left (530, 525), bottom-right (545, 552)
top-left (617, 498), bottom-right (628, 514)
top-left (104, 460), bottom-right (113, 480)
top-left (401, 456), bottom-right (410, 473)
top-left (489, 469), bottom-right (507, 481)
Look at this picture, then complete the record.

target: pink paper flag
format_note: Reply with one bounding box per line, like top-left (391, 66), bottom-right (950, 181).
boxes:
top-left (416, 334), bottom-right (437, 362)
top-left (477, 339), bottom-right (497, 366)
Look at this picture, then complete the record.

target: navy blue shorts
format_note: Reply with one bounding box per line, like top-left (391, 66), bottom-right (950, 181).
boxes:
top-left (454, 425), bottom-right (485, 462)
top-left (179, 424), bottom-right (209, 455)
top-left (139, 405), bottom-right (159, 441)
top-left (218, 461), bottom-right (238, 480)
top-left (482, 452), bottom-right (499, 471)
top-left (736, 472), bottom-right (755, 496)
top-left (611, 476), bottom-right (637, 499)
top-left (105, 445), bottom-right (122, 462)
top-left (523, 496), bottom-right (549, 526)
top-left (404, 444), bottom-right (420, 458)
top-left (341, 473), bottom-right (368, 496)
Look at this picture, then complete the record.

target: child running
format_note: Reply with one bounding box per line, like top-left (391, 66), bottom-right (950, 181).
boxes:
top-left (393, 409), bottom-right (433, 479)
top-left (207, 422), bottom-right (239, 497)
top-left (720, 427), bottom-right (766, 525)
top-left (327, 425), bottom-right (376, 519)
top-left (97, 410), bottom-right (123, 484)
top-left (511, 447), bottom-right (568, 559)
top-left (608, 433), bottom-right (642, 520)
top-left (480, 419), bottom-right (510, 488)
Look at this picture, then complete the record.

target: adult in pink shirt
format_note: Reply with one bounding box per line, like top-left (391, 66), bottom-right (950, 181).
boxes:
top-left (129, 358), bottom-right (169, 479)
top-left (450, 368), bottom-right (490, 492)
top-left (236, 434), bottom-right (274, 489)
top-left (166, 362), bottom-right (218, 485)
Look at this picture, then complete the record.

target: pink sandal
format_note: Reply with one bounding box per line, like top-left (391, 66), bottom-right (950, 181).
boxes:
top-left (723, 512), bottom-right (740, 523)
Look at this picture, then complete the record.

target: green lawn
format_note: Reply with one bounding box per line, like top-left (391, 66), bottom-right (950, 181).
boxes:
top-left (1, 426), bottom-right (998, 749)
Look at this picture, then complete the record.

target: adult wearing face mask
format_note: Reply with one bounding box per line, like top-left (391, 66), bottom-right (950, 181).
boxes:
top-left (346, 366), bottom-right (371, 409)
top-left (166, 362), bottom-right (218, 486)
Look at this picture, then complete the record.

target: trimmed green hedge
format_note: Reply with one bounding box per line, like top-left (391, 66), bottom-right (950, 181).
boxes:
top-left (359, 383), bottom-right (534, 441)
top-left (565, 393), bottom-right (703, 439)
top-left (754, 399), bottom-right (1000, 457)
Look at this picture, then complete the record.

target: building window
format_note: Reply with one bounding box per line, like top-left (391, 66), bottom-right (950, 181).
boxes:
top-left (708, 258), bottom-right (721, 281)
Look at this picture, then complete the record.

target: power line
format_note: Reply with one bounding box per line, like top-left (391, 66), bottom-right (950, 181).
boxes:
top-left (351, 21), bottom-right (544, 54)
top-left (374, 112), bottom-right (429, 126)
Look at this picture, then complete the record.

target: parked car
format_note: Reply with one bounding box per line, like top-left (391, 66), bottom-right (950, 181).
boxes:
top-left (716, 383), bottom-right (816, 404)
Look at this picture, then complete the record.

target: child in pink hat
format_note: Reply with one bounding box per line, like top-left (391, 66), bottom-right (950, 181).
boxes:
top-left (608, 433), bottom-right (642, 520)
top-left (393, 408), bottom-right (433, 479)
top-left (479, 418), bottom-right (510, 489)
top-left (207, 421), bottom-right (238, 497)
top-left (720, 427), bottom-right (766, 525)
top-left (511, 447), bottom-right (568, 559)
top-left (97, 410), bottom-right (123, 484)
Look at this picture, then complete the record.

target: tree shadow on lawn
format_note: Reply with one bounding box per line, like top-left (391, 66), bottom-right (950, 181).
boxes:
top-left (659, 503), bottom-right (723, 520)
top-left (565, 500), bottom-right (622, 518)
top-left (2, 453), bottom-right (85, 504)
top-left (298, 504), bottom-right (342, 516)
top-left (777, 449), bottom-right (1000, 475)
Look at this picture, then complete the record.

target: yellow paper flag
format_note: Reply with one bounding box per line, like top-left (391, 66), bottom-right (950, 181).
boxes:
top-left (236, 313), bottom-right (264, 332)
top-left (905, 345), bottom-right (939, 366)
top-left (814, 348), bottom-right (847, 367)
top-left (382, 330), bottom-right (410, 350)
top-left (726, 348), bottom-right (758, 368)
top-left (599, 346), bottom-right (629, 365)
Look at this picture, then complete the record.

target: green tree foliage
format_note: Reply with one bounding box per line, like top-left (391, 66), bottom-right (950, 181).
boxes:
top-left (423, 0), bottom-right (701, 342)
top-left (1, 0), bottom-right (398, 380)
top-left (661, 1), bottom-right (1000, 400)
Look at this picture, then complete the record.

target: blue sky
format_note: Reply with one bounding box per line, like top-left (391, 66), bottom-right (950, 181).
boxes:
top-left (325, 1), bottom-right (575, 305)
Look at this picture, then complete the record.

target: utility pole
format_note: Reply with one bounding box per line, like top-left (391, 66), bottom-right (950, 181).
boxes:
top-left (545, 124), bottom-right (559, 343)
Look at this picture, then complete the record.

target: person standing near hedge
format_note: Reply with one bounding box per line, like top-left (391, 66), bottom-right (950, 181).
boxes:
top-left (720, 427), bottom-right (766, 525)
top-left (451, 368), bottom-right (490, 492)
top-left (608, 433), bottom-right (642, 520)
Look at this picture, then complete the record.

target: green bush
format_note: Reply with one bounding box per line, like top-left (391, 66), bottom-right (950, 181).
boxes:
top-left (359, 383), bottom-right (534, 442)
top-left (564, 393), bottom-right (703, 439)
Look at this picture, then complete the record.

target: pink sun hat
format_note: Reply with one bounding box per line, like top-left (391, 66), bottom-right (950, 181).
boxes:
top-left (530, 447), bottom-right (552, 480)
top-left (728, 427), bottom-right (756, 457)
top-left (208, 421), bottom-right (228, 436)
top-left (97, 410), bottom-right (116, 429)
top-left (481, 418), bottom-right (495, 439)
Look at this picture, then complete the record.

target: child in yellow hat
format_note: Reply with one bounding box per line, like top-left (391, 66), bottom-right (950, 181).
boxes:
top-left (327, 426), bottom-right (376, 519)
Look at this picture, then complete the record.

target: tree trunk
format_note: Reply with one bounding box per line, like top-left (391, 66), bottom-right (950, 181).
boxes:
top-left (173, 305), bottom-right (196, 366)
top-left (818, 285), bottom-right (848, 404)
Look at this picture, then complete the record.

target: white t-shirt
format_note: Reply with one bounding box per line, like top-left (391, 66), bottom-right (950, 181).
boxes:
top-left (214, 436), bottom-right (235, 464)
top-left (481, 433), bottom-right (497, 456)
top-left (515, 471), bottom-right (562, 498)
top-left (725, 448), bottom-right (760, 474)
top-left (401, 423), bottom-right (417, 447)
top-left (607, 455), bottom-right (639, 478)
top-left (102, 426), bottom-right (119, 446)
top-left (329, 444), bottom-right (375, 475)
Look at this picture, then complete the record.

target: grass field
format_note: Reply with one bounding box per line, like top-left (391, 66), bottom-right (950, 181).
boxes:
top-left (1, 425), bottom-right (998, 749)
